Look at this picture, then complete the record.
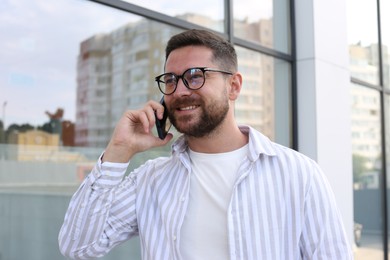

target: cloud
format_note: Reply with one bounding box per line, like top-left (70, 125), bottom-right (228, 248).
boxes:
top-left (0, 0), bottom-right (135, 128)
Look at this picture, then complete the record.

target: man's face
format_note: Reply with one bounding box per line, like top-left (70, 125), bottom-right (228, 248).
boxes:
top-left (164, 46), bottom-right (230, 138)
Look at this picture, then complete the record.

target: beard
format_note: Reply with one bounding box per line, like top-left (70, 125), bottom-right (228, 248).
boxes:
top-left (168, 95), bottom-right (229, 138)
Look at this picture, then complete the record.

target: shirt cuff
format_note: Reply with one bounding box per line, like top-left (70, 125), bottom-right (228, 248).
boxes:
top-left (91, 152), bottom-right (130, 188)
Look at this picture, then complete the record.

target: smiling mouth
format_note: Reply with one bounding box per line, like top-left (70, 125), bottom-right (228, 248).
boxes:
top-left (178, 105), bottom-right (198, 111)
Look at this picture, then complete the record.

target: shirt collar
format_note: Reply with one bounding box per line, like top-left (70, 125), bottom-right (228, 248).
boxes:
top-left (171, 125), bottom-right (277, 161)
top-left (239, 125), bottom-right (277, 161)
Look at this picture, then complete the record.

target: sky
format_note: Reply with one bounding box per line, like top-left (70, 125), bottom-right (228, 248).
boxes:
top-left (0, 0), bottom-right (135, 128)
top-left (346, 0), bottom-right (389, 46)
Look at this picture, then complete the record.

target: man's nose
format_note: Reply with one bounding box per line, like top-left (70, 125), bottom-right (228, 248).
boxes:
top-left (174, 77), bottom-right (191, 96)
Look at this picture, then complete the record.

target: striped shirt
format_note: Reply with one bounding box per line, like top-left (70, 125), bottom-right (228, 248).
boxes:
top-left (58, 125), bottom-right (352, 259)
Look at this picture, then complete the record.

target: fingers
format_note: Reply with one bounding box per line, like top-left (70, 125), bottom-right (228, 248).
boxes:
top-left (103, 100), bottom-right (171, 163)
top-left (138, 100), bottom-right (165, 133)
top-left (137, 110), bottom-right (153, 134)
top-left (154, 133), bottom-right (174, 147)
top-left (125, 100), bottom-right (169, 138)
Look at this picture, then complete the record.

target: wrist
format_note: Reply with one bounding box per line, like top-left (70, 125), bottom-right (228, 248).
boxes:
top-left (102, 144), bottom-right (135, 163)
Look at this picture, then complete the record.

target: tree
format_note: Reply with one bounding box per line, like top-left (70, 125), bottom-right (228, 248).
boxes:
top-left (352, 154), bottom-right (369, 183)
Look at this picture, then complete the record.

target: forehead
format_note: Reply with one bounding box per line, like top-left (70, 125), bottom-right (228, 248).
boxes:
top-left (165, 46), bottom-right (215, 73)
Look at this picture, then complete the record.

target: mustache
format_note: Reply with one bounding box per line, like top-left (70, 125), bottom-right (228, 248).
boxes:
top-left (169, 97), bottom-right (202, 108)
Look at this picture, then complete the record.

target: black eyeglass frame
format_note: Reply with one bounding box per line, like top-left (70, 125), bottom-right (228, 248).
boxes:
top-left (154, 67), bottom-right (233, 95)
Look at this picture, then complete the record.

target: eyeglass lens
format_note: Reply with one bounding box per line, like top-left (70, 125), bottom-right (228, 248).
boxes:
top-left (160, 68), bottom-right (205, 94)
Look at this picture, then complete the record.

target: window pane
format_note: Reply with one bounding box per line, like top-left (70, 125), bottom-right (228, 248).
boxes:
top-left (233, 0), bottom-right (291, 54)
top-left (351, 84), bottom-right (384, 259)
top-left (122, 0), bottom-right (225, 32)
top-left (76, 21), bottom-right (181, 147)
top-left (347, 0), bottom-right (380, 85)
top-left (0, 0), bottom-right (294, 259)
top-left (0, 0), bottom-right (179, 259)
top-left (386, 94), bottom-right (390, 257)
top-left (380, 0), bottom-right (390, 88)
top-left (235, 46), bottom-right (292, 147)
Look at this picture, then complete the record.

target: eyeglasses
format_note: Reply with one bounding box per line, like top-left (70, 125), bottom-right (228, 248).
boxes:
top-left (155, 67), bottom-right (233, 95)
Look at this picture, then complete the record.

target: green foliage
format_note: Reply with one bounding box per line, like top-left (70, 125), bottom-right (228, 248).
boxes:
top-left (352, 154), bottom-right (368, 183)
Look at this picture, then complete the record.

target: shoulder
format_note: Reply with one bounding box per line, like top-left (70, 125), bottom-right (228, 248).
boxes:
top-left (244, 126), bottom-right (323, 186)
top-left (245, 125), bottom-right (318, 168)
top-left (272, 142), bottom-right (319, 170)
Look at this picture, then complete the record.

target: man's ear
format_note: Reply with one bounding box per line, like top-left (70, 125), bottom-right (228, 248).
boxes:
top-left (228, 72), bottom-right (243, 101)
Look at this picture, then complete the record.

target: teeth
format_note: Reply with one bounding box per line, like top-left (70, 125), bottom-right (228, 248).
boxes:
top-left (179, 106), bottom-right (197, 111)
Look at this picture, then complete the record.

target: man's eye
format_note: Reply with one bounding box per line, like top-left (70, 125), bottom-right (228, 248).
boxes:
top-left (188, 72), bottom-right (203, 81)
top-left (164, 77), bottom-right (176, 85)
top-left (190, 74), bottom-right (203, 79)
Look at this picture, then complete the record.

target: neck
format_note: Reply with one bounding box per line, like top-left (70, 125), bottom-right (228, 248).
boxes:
top-left (186, 123), bottom-right (248, 153)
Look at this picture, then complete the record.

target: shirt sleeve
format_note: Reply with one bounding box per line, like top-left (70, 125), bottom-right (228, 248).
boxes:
top-left (299, 162), bottom-right (353, 260)
top-left (58, 155), bottom-right (139, 259)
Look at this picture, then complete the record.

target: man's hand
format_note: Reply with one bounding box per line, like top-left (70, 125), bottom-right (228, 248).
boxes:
top-left (102, 100), bottom-right (173, 163)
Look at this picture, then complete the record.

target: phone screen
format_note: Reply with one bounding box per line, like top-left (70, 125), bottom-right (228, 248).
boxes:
top-left (155, 97), bottom-right (172, 139)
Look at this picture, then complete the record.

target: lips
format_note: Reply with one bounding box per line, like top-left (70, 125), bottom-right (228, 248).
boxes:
top-left (178, 105), bottom-right (198, 111)
top-left (171, 97), bottom-right (201, 112)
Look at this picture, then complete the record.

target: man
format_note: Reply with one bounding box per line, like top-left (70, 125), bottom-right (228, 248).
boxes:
top-left (59, 29), bottom-right (352, 259)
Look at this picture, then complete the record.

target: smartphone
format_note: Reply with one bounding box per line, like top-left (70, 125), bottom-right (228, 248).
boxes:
top-left (155, 97), bottom-right (172, 139)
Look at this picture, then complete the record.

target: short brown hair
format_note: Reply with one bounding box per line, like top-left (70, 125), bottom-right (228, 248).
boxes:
top-left (165, 29), bottom-right (237, 72)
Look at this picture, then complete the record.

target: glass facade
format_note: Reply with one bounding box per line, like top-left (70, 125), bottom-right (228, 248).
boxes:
top-left (233, 0), bottom-right (291, 53)
top-left (0, 0), bottom-right (293, 259)
top-left (235, 47), bottom-right (292, 146)
top-left (387, 94), bottom-right (390, 259)
top-left (351, 85), bottom-right (384, 259)
top-left (121, 0), bottom-right (225, 32)
top-left (380, 0), bottom-right (390, 89)
top-left (348, 0), bottom-right (379, 85)
top-left (348, 0), bottom-right (390, 258)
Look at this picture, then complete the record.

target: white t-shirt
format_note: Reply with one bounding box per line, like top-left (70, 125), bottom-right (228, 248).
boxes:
top-left (180, 144), bottom-right (249, 260)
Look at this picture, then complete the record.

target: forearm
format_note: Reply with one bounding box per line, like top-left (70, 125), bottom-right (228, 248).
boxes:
top-left (58, 159), bottom-right (136, 259)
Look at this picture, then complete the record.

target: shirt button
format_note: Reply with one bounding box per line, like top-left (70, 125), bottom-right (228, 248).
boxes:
top-left (181, 197), bottom-right (185, 202)
top-left (173, 235), bottom-right (177, 241)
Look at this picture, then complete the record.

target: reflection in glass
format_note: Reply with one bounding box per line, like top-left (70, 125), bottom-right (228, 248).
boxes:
top-left (380, 0), bottom-right (390, 88)
top-left (0, 0), bottom-right (295, 259)
top-left (1, 0), bottom-right (136, 131)
top-left (0, 1), bottom-right (177, 259)
top-left (347, 0), bottom-right (380, 85)
top-left (76, 19), bottom-right (182, 147)
top-left (122, 0), bottom-right (224, 32)
top-left (351, 84), bottom-right (384, 259)
top-left (235, 46), bottom-right (291, 147)
top-left (386, 94), bottom-right (390, 258)
top-left (233, 0), bottom-right (290, 53)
